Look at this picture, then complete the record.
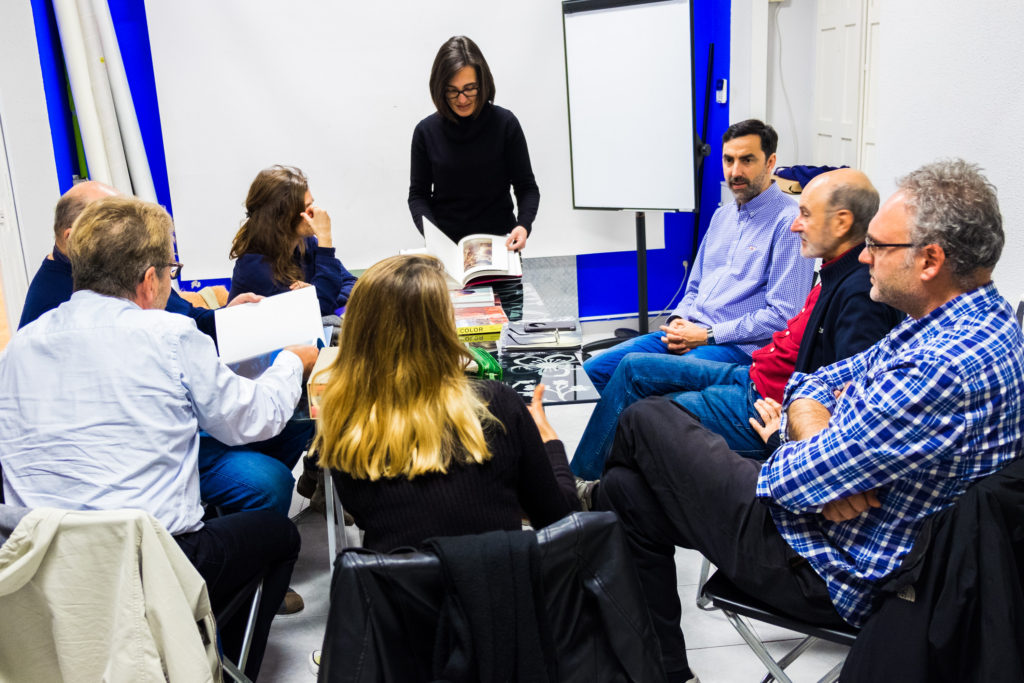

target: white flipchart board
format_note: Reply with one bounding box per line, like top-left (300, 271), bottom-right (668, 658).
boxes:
top-left (562, 0), bottom-right (695, 211)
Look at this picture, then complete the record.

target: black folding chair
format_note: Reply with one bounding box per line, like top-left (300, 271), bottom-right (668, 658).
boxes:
top-left (700, 570), bottom-right (858, 683)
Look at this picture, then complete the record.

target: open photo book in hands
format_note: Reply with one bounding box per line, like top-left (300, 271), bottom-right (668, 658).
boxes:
top-left (423, 217), bottom-right (523, 287)
top-left (214, 285), bottom-right (326, 378)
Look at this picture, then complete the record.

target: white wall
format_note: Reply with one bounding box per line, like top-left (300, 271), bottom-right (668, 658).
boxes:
top-left (730, 0), bottom-right (815, 168)
top-left (0, 2), bottom-right (62, 328)
top-left (144, 0), bottom-right (666, 284)
top-left (874, 1), bottom-right (1024, 301)
top-left (729, 0), bottom-right (767, 123)
top-left (765, 1), bottom-right (816, 168)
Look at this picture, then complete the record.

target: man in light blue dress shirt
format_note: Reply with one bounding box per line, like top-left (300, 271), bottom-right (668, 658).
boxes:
top-left (575, 119), bottom-right (814, 478)
top-left (0, 197), bottom-right (318, 680)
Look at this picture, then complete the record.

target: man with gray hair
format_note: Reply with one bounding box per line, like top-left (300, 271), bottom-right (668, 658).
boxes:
top-left (598, 159), bottom-right (1024, 683)
top-left (571, 168), bottom-right (902, 479)
top-left (0, 196), bottom-right (317, 680)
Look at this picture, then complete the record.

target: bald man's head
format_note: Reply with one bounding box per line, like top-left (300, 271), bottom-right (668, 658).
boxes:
top-left (814, 168), bottom-right (879, 240)
top-left (53, 181), bottom-right (120, 252)
top-left (791, 168), bottom-right (879, 261)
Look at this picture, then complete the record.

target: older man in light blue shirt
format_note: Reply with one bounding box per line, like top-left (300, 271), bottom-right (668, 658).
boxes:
top-left (0, 196), bottom-right (317, 680)
top-left (576, 119), bottom-right (813, 479)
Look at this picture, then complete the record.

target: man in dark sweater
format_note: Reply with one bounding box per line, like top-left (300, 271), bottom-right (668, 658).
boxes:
top-left (572, 169), bottom-right (904, 477)
top-left (19, 181), bottom-right (117, 329)
top-left (18, 180), bottom-right (236, 336)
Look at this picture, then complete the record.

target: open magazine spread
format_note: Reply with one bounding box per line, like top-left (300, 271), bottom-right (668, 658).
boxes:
top-left (423, 217), bottom-right (523, 287)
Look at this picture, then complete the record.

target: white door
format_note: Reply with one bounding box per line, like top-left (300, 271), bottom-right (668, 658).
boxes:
top-left (813, 0), bottom-right (865, 167)
top-left (857, 0), bottom-right (882, 180)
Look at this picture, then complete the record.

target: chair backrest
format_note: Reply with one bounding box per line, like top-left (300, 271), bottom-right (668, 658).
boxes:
top-left (0, 507), bottom-right (221, 682)
top-left (318, 511), bottom-right (666, 683)
top-left (841, 457), bottom-right (1024, 682)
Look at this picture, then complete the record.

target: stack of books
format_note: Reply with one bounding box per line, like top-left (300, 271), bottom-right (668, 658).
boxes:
top-left (455, 303), bottom-right (509, 343)
top-left (450, 286), bottom-right (508, 343)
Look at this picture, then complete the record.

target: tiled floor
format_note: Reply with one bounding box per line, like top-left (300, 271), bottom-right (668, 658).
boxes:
top-left (260, 398), bottom-right (850, 682)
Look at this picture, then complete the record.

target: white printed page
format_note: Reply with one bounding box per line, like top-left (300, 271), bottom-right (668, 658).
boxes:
top-left (214, 286), bottom-right (325, 364)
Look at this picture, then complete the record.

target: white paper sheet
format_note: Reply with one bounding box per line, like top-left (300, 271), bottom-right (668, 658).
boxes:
top-left (214, 286), bottom-right (326, 365)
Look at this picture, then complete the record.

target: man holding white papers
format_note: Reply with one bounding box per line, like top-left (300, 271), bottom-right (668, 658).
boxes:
top-left (0, 197), bottom-right (317, 678)
top-left (15, 182), bottom-right (313, 524)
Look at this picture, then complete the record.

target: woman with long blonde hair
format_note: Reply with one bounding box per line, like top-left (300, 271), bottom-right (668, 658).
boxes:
top-left (314, 254), bottom-right (576, 551)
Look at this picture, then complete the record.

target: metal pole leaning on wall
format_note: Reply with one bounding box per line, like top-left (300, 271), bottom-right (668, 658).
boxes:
top-left (74, 0), bottom-right (132, 194)
top-left (52, 0), bottom-right (114, 185)
top-left (90, 0), bottom-right (158, 203)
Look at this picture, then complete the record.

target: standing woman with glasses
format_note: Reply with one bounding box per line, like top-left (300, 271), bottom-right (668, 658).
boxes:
top-left (229, 165), bottom-right (357, 315)
top-left (408, 36), bottom-right (540, 258)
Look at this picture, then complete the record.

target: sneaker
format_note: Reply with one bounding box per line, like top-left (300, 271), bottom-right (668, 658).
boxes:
top-left (575, 477), bottom-right (598, 511)
top-left (277, 588), bottom-right (304, 615)
top-left (308, 649), bottom-right (321, 676)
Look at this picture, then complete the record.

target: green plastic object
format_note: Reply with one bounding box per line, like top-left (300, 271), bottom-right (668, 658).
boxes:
top-left (465, 346), bottom-right (503, 381)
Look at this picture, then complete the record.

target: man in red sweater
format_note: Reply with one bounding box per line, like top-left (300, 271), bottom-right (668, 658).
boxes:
top-left (572, 169), bottom-right (904, 482)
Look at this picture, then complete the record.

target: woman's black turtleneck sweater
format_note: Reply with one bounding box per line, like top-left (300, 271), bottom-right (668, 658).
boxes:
top-left (408, 103), bottom-right (540, 243)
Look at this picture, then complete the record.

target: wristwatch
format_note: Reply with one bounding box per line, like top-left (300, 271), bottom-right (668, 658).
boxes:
top-left (705, 327), bottom-right (716, 345)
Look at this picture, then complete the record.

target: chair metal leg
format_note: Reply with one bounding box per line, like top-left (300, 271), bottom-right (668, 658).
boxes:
top-left (721, 609), bottom-right (795, 683)
top-left (325, 467), bottom-right (337, 574)
top-left (324, 466), bottom-right (350, 576)
top-left (695, 555), bottom-right (716, 611)
top-left (757, 636), bottom-right (816, 683)
top-left (819, 657), bottom-right (846, 683)
top-left (222, 658), bottom-right (253, 683)
top-left (236, 579), bottom-right (263, 674)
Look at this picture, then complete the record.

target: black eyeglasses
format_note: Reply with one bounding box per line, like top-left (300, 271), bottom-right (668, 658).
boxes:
top-left (864, 237), bottom-right (918, 255)
top-left (165, 262), bottom-right (184, 278)
top-left (445, 84), bottom-right (479, 101)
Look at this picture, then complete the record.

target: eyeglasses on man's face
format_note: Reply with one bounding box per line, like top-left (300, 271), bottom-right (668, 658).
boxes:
top-left (445, 84), bottom-right (479, 101)
top-left (864, 237), bottom-right (918, 255)
top-left (165, 262), bottom-right (184, 278)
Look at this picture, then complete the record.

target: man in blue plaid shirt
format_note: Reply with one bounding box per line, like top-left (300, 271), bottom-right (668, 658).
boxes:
top-left (599, 159), bottom-right (1024, 683)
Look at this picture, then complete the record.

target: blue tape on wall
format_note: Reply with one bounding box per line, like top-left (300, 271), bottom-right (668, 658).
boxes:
top-left (107, 0), bottom-right (173, 214)
top-left (576, 0), bottom-right (730, 319)
top-left (30, 0), bottom-right (76, 193)
top-left (31, 0), bottom-right (172, 213)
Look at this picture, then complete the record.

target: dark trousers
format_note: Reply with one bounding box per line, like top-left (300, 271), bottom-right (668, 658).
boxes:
top-left (175, 510), bottom-right (300, 680)
top-left (597, 397), bottom-right (845, 675)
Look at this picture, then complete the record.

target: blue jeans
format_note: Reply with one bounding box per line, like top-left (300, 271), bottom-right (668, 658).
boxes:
top-left (583, 331), bottom-right (751, 392)
top-left (572, 348), bottom-right (763, 479)
top-left (197, 417), bottom-right (314, 517)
